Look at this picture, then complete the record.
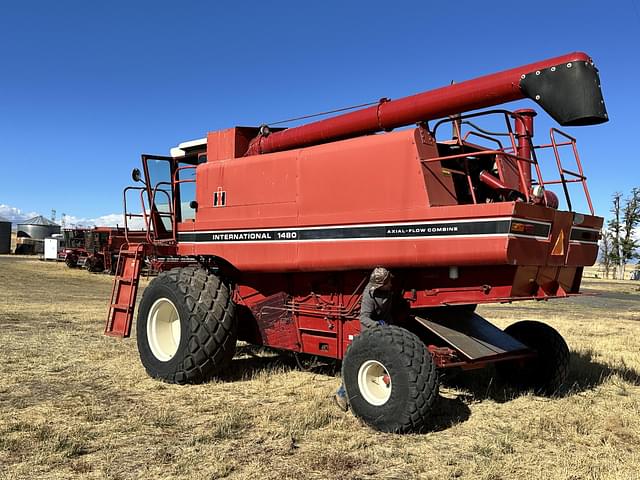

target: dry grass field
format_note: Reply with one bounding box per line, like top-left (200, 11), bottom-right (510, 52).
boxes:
top-left (1, 256), bottom-right (639, 480)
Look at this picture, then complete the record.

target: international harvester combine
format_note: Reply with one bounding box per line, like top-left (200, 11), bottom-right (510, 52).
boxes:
top-left (105, 52), bottom-right (607, 432)
top-left (61, 227), bottom-right (147, 273)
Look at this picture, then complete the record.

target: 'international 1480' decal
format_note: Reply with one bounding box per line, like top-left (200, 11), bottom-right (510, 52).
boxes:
top-left (177, 218), bottom-right (559, 244)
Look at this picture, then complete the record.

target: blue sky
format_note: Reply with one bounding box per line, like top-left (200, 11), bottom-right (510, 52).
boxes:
top-left (1, 0), bottom-right (638, 225)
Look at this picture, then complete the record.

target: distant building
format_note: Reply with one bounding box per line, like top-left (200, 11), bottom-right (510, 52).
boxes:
top-left (0, 217), bottom-right (11, 254)
top-left (15, 216), bottom-right (61, 254)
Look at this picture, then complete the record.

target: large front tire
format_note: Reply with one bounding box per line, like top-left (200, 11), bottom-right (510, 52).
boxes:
top-left (136, 267), bottom-right (237, 384)
top-left (342, 326), bottom-right (439, 433)
top-left (496, 320), bottom-right (569, 395)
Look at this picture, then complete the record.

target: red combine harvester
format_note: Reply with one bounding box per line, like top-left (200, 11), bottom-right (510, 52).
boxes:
top-left (105, 52), bottom-right (607, 432)
top-left (83, 227), bottom-right (149, 273)
top-left (59, 227), bottom-right (89, 267)
top-left (63, 227), bottom-right (147, 273)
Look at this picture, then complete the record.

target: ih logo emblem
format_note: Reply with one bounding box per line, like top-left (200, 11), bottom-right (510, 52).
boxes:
top-left (213, 187), bottom-right (227, 207)
top-left (551, 230), bottom-right (565, 256)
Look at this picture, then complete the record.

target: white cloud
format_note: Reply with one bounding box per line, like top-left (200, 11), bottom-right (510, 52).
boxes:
top-left (62, 213), bottom-right (146, 230)
top-left (0, 204), bottom-right (39, 223)
top-left (0, 204), bottom-right (146, 230)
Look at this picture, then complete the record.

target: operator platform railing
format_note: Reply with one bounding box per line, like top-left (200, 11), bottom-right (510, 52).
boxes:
top-left (149, 182), bottom-right (175, 244)
top-left (428, 110), bottom-right (595, 215)
top-left (123, 186), bottom-right (151, 244)
top-left (123, 184), bottom-right (173, 245)
top-left (123, 165), bottom-right (198, 247)
top-left (534, 128), bottom-right (594, 214)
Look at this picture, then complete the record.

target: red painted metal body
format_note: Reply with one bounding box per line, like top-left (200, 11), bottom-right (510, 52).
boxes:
top-left (180, 127), bottom-right (600, 273)
top-left (107, 53), bottom-right (606, 370)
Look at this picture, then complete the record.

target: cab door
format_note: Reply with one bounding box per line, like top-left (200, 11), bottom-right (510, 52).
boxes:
top-left (142, 155), bottom-right (176, 242)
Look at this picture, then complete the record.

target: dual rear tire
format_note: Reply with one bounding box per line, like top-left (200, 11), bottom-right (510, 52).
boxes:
top-left (136, 267), bottom-right (237, 384)
top-left (342, 326), bottom-right (439, 433)
top-left (496, 320), bottom-right (570, 395)
top-left (341, 320), bottom-right (570, 433)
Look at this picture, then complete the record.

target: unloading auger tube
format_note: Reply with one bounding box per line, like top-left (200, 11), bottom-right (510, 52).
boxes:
top-left (245, 51), bottom-right (607, 156)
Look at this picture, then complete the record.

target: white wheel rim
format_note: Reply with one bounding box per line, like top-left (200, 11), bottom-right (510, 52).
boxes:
top-left (357, 360), bottom-right (392, 406)
top-left (147, 298), bottom-right (181, 361)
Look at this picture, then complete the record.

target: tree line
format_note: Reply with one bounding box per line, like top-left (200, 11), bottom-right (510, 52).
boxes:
top-left (599, 188), bottom-right (640, 279)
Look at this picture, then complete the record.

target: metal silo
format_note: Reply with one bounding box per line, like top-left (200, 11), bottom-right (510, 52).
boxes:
top-left (0, 217), bottom-right (11, 254)
top-left (16, 216), bottom-right (60, 254)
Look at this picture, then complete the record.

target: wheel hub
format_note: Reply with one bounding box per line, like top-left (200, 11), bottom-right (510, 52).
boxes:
top-left (357, 360), bottom-right (392, 406)
top-left (146, 298), bottom-right (181, 361)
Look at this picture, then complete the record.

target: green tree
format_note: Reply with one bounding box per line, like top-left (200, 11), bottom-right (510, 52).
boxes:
top-left (599, 229), bottom-right (613, 279)
top-left (606, 189), bottom-right (640, 279)
top-left (607, 192), bottom-right (623, 278)
top-left (620, 187), bottom-right (640, 278)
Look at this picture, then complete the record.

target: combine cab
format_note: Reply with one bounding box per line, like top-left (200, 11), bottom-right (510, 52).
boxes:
top-left (59, 227), bottom-right (89, 267)
top-left (106, 52), bottom-right (607, 432)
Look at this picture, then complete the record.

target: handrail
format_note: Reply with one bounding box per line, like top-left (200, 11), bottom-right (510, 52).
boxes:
top-left (462, 131), bottom-right (505, 151)
top-left (423, 149), bottom-right (535, 165)
top-left (550, 128), bottom-right (577, 143)
top-left (149, 183), bottom-right (174, 244)
top-left (432, 109), bottom-right (516, 138)
top-left (174, 165), bottom-right (197, 183)
top-left (549, 128), bottom-right (594, 214)
top-left (125, 166), bottom-right (197, 247)
top-left (122, 164), bottom-right (198, 247)
top-left (548, 129), bottom-right (573, 211)
top-left (123, 186), bottom-right (151, 244)
top-left (428, 109), bottom-right (595, 214)
top-left (423, 149), bottom-right (535, 202)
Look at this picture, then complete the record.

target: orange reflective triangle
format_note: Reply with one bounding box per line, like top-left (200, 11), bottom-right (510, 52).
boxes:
top-left (551, 230), bottom-right (565, 256)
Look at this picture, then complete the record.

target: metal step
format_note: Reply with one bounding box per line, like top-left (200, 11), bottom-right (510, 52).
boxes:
top-left (414, 313), bottom-right (528, 360)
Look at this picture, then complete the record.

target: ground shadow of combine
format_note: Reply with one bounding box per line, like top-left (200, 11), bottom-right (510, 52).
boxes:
top-left (565, 349), bottom-right (640, 391)
top-left (422, 395), bottom-right (471, 432)
top-left (219, 346), bottom-right (637, 432)
top-left (441, 349), bottom-right (640, 403)
top-left (222, 345), bottom-right (472, 431)
top-left (221, 345), bottom-right (339, 382)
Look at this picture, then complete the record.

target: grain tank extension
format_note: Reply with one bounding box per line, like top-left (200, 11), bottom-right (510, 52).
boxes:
top-left (105, 52), bottom-right (607, 432)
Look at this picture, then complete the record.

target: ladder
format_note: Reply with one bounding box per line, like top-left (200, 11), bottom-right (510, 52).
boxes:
top-left (105, 243), bottom-right (146, 338)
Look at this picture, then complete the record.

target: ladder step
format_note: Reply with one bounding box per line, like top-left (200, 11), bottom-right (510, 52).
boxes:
top-left (110, 304), bottom-right (132, 311)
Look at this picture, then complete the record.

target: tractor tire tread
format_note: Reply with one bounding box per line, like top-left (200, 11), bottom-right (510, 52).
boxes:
top-left (137, 266), bottom-right (237, 384)
top-left (343, 325), bottom-right (438, 433)
top-left (496, 320), bottom-right (569, 395)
